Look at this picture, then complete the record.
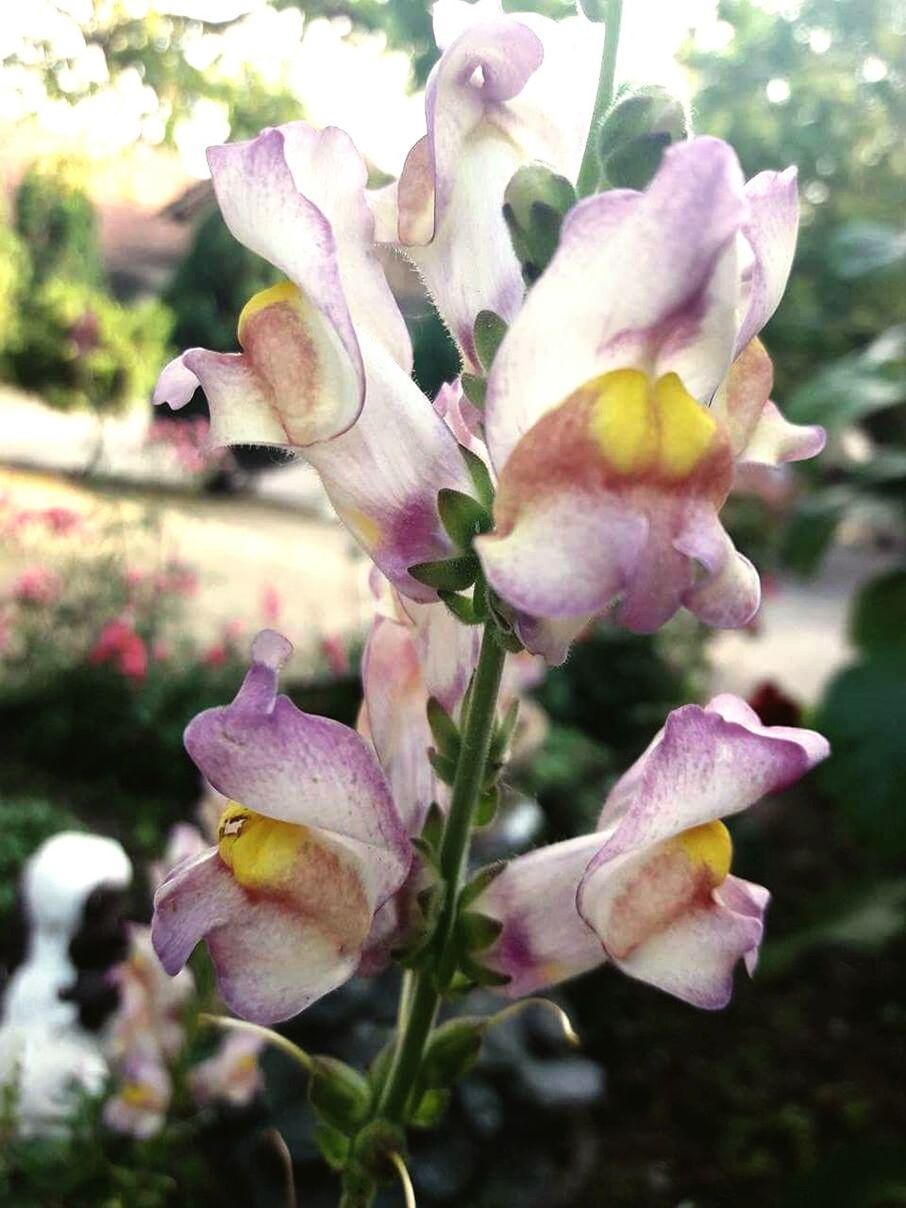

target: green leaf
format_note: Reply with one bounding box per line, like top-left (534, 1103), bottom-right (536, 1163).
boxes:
top-left (850, 570), bottom-right (906, 655)
top-left (420, 1017), bottom-right (486, 1088)
top-left (460, 861), bottom-right (506, 909)
top-left (827, 220), bottom-right (906, 280)
top-left (503, 165), bottom-right (576, 284)
top-left (309, 1057), bottom-right (372, 1132)
top-left (779, 488), bottom-right (853, 576)
top-left (460, 953), bottom-right (512, 988)
top-left (489, 698), bottom-right (520, 762)
top-left (428, 746), bottom-right (457, 785)
top-left (409, 553), bottom-right (480, 591)
top-left (426, 696), bottom-right (461, 759)
top-left (785, 326), bottom-right (906, 429)
top-left (438, 589), bottom-right (480, 625)
top-left (457, 910), bottom-right (503, 953)
top-left (409, 1087), bottom-right (451, 1129)
top-left (421, 801), bottom-right (445, 851)
top-left (313, 1122), bottom-right (351, 1171)
top-left (460, 372), bottom-right (486, 410)
top-left (437, 488), bottom-right (491, 550)
top-left (474, 310), bottom-right (508, 374)
top-left (814, 652), bottom-right (906, 857)
top-left (460, 445), bottom-right (495, 508)
top-left (473, 785), bottom-right (500, 828)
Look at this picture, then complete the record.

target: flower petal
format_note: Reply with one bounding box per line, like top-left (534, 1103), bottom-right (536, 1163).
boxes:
top-left (476, 834), bottom-right (606, 997)
top-left (153, 350), bottom-right (288, 446)
top-left (207, 126), bottom-right (365, 435)
top-left (361, 614), bottom-right (435, 836)
top-left (152, 849), bottom-right (364, 1024)
top-left (304, 338), bottom-right (479, 602)
top-left (593, 695), bottom-right (830, 859)
top-left (476, 369), bottom-right (755, 634)
top-left (735, 166), bottom-right (799, 355)
top-left (713, 338), bottom-right (825, 466)
top-left (386, 6), bottom-right (602, 369)
top-left (580, 853), bottom-right (767, 1009)
top-left (184, 630), bottom-right (410, 905)
top-left (485, 138), bottom-right (748, 471)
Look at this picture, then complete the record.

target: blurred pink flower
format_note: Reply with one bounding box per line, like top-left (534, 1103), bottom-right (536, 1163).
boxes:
top-left (202, 643), bottom-right (228, 667)
top-left (224, 619), bottom-right (245, 642)
top-left (261, 584), bottom-right (281, 624)
top-left (41, 507), bottom-right (82, 535)
top-left (321, 633), bottom-right (349, 676)
top-left (89, 619), bottom-right (149, 682)
top-left (151, 640), bottom-right (172, 662)
top-left (12, 566), bottom-right (61, 605)
top-left (189, 1031), bottom-right (264, 1107)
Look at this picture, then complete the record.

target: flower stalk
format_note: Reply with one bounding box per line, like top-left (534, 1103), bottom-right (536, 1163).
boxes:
top-left (576, 0), bottom-right (624, 197)
top-left (375, 623), bottom-right (507, 1124)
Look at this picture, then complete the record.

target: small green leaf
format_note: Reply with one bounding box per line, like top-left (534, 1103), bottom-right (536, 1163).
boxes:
top-left (460, 445), bottom-right (495, 508)
top-left (460, 861), bottom-right (507, 909)
top-left (460, 372), bottom-right (487, 409)
top-left (409, 1088), bottom-right (451, 1129)
top-left (313, 1122), bottom-right (351, 1171)
top-left (457, 910), bottom-right (503, 953)
top-left (428, 746), bottom-right (457, 785)
top-left (437, 488), bottom-right (491, 550)
top-left (426, 696), bottom-right (461, 759)
top-left (490, 698), bottom-right (520, 762)
top-left (438, 589), bottom-right (479, 625)
top-left (409, 553), bottom-right (480, 591)
top-left (471, 577), bottom-right (490, 623)
top-left (474, 310), bottom-right (508, 373)
top-left (460, 953), bottom-right (512, 988)
top-left (473, 785), bottom-right (500, 827)
top-left (421, 801), bottom-right (445, 851)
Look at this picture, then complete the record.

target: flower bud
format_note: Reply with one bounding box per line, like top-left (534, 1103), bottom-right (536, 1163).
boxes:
top-left (309, 1056), bottom-right (372, 1132)
top-left (420, 1016), bottom-right (487, 1088)
top-left (503, 165), bottom-right (577, 286)
top-left (599, 86), bottom-right (690, 190)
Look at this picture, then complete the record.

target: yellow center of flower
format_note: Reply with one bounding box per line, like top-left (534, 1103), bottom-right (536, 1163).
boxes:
top-left (217, 802), bottom-right (311, 893)
top-left (673, 819), bottom-right (733, 885)
top-left (237, 281), bottom-right (302, 344)
top-left (587, 369), bottom-right (717, 479)
top-left (121, 1081), bottom-right (159, 1109)
top-left (602, 819), bottom-right (733, 960)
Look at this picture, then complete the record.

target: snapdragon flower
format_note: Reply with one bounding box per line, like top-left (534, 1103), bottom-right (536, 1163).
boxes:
top-left (475, 139), bottom-right (826, 657)
top-left (152, 631), bottom-right (411, 1024)
top-left (154, 123), bottom-right (476, 602)
top-left (475, 695), bottom-right (829, 1008)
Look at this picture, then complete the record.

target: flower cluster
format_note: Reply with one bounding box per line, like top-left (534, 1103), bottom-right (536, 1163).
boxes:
top-left (149, 0), bottom-right (831, 1193)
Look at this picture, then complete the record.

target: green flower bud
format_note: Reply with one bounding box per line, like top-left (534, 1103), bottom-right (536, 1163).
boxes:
top-left (420, 1016), bottom-right (487, 1088)
top-left (599, 86), bottom-right (690, 190)
top-left (503, 164), bottom-right (577, 285)
top-left (309, 1057), bottom-right (372, 1132)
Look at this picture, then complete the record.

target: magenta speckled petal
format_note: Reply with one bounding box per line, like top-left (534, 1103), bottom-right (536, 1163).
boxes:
top-left (475, 834), bottom-right (606, 997)
top-left (184, 630), bottom-right (410, 906)
top-left (152, 849), bottom-right (362, 1024)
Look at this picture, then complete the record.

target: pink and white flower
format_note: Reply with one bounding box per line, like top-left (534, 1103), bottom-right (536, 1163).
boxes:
top-left (473, 139), bottom-right (825, 657)
top-left (475, 695), bottom-right (828, 1008)
top-left (154, 122), bottom-right (478, 602)
top-left (371, 0), bottom-right (603, 369)
top-left (151, 630), bottom-right (411, 1024)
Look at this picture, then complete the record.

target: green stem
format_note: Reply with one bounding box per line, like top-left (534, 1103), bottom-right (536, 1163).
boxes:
top-left (376, 624), bottom-right (507, 1122)
top-left (576, 0), bottom-right (624, 198)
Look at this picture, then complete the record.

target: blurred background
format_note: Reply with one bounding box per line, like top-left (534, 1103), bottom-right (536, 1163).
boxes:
top-left (1, 1), bottom-right (905, 1204)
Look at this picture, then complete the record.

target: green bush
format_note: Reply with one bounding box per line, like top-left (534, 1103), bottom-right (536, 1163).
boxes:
top-left (14, 161), bottom-right (104, 289)
top-left (7, 278), bottom-right (173, 415)
top-left (0, 214), bottom-right (30, 362)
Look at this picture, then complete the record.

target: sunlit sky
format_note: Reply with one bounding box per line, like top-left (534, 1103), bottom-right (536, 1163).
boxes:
top-left (0, 0), bottom-right (782, 181)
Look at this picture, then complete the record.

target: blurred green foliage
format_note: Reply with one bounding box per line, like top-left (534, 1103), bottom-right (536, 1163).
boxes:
top-left (13, 162), bottom-right (104, 290)
top-left (0, 162), bottom-right (174, 416)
